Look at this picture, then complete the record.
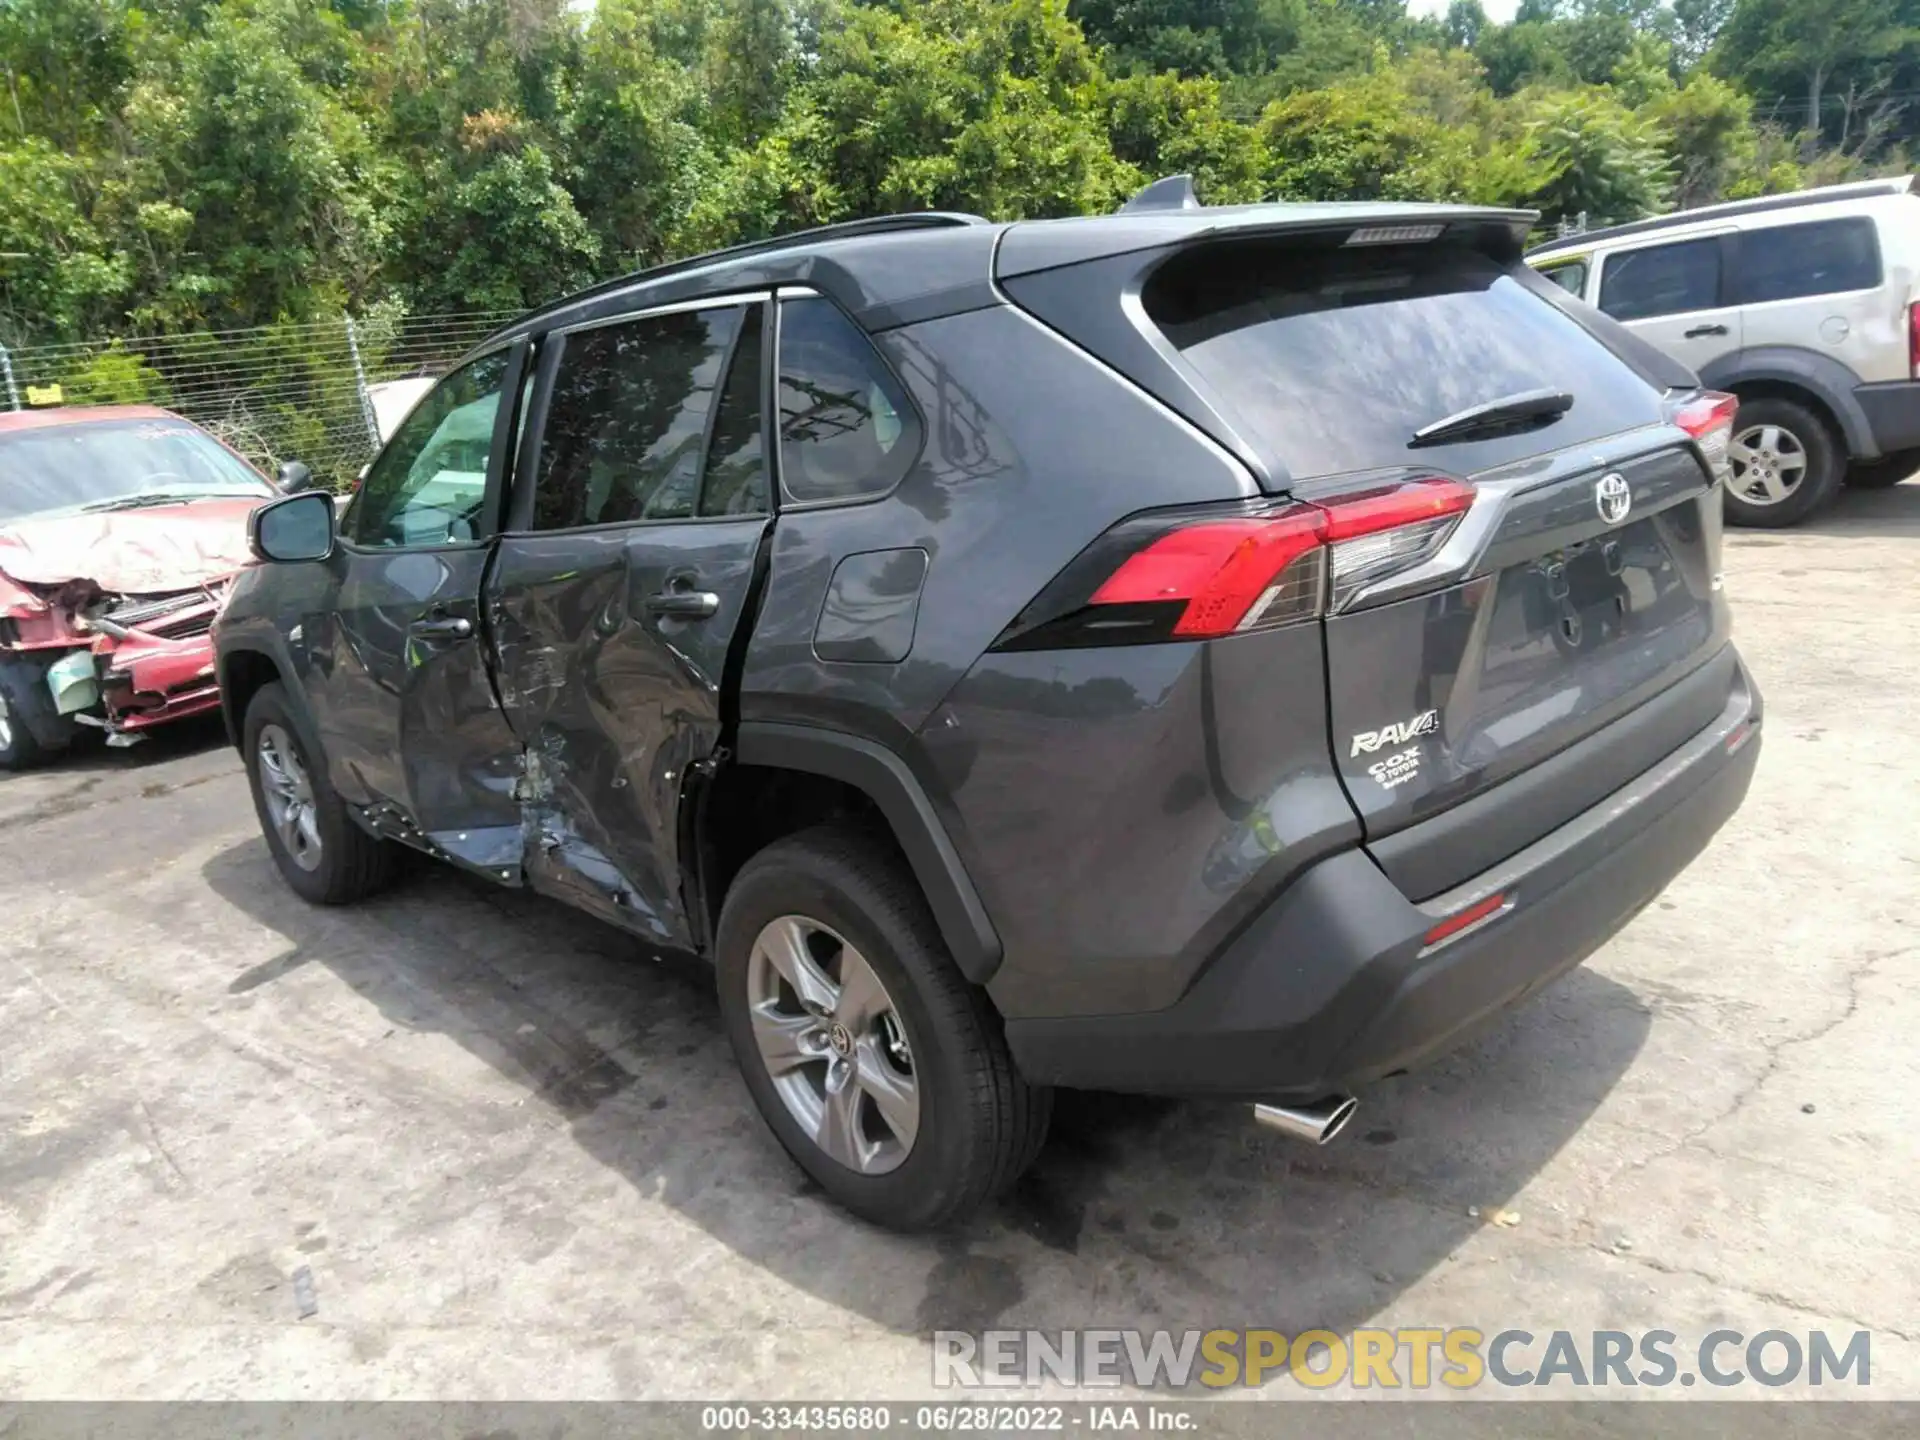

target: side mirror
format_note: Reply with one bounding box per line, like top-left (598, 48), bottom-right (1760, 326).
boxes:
top-left (250, 491), bottom-right (335, 564)
top-left (277, 459), bottom-right (316, 493)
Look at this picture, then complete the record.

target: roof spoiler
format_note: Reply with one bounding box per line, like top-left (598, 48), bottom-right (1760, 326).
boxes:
top-left (1121, 175), bottom-right (1202, 214)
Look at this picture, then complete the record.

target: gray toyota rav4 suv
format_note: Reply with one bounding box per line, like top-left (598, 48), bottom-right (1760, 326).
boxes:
top-left (216, 187), bottom-right (1762, 1230)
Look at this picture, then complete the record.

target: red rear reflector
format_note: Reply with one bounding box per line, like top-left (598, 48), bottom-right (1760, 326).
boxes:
top-left (1090, 510), bottom-right (1325, 638)
top-left (1422, 890), bottom-right (1512, 948)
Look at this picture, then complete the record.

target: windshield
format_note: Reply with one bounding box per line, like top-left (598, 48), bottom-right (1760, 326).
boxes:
top-left (0, 418), bottom-right (273, 524)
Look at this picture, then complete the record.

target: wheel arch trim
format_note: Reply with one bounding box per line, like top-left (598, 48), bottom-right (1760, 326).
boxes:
top-left (1700, 347), bottom-right (1876, 459)
top-left (733, 720), bottom-right (1003, 984)
top-left (216, 638), bottom-right (315, 753)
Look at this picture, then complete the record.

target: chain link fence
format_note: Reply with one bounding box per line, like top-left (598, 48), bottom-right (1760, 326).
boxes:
top-left (0, 310), bottom-right (517, 488)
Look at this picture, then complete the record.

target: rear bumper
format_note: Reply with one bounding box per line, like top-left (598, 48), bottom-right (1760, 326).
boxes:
top-left (1853, 380), bottom-right (1920, 456)
top-left (1004, 656), bottom-right (1761, 1099)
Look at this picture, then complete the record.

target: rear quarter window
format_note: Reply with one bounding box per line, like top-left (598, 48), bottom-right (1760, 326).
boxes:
top-left (1145, 239), bottom-right (1665, 481)
top-left (1732, 217), bottom-right (1881, 304)
top-left (777, 296), bottom-right (921, 505)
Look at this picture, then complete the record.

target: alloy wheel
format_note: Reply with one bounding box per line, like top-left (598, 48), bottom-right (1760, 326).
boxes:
top-left (0, 691), bottom-right (12, 754)
top-left (257, 723), bottom-right (323, 872)
top-left (746, 914), bottom-right (920, 1176)
top-left (1728, 423), bottom-right (1808, 508)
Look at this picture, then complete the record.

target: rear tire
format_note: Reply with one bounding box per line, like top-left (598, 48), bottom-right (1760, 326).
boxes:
top-left (1848, 449), bottom-right (1918, 489)
top-left (716, 825), bottom-right (1050, 1231)
top-left (242, 681), bottom-right (400, 904)
top-left (0, 656), bottom-right (74, 771)
top-left (1723, 398), bottom-right (1842, 527)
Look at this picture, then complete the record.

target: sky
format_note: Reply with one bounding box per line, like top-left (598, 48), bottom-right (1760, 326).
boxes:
top-left (1408, 0), bottom-right (1525, 20)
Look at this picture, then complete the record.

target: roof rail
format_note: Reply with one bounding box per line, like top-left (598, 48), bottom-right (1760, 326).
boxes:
top-left (491, 212), bottom-right (989, 341)
top-left (1529, 176), bottom-right (1915, 257)
top-left (1121, 174), bottom-right (1201, 213)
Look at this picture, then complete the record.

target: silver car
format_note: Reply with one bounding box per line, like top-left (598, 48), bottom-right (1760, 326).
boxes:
top-left (1530, 176), bottom-right (1920, 525)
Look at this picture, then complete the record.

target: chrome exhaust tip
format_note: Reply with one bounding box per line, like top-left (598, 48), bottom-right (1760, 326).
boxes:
top-left (1252, 1095), bottom-right (1358, 1146)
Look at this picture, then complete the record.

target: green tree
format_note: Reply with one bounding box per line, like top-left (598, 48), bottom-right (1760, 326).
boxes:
top-left (1261, 60), bottom-right (1548, 204)
top-left (1477, 21), bottom-right (1574, 95)
top-left (0, 138), bottom-right (131, 342)
top-left (1444, 0), bottom-right (1488, 49)
top-left (1105, 71), bottom-right (1267, 200)
top-left (569, 0), bottom-right (714, 269)
top-left (709, 0), bottom-right (1132, 235)
top-left (0, 0), bottom-right (136, 149)
top-left (1713, 0), bottom-right (1910, 138)
top-left (403, 121), bottom-right (601, 313)
top-left (119, 1), bottom-right (377, 327)
top-left (1524, 86), bottom-right (1674, 223)
top-left (1647, 69), bottom-right (1759, 205)
top-left (1674, 0), bottom-right (1734, 67)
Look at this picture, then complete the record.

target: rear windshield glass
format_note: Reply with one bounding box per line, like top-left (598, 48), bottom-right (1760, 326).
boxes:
top-left (1145, 241), bottom-right (1662, 480)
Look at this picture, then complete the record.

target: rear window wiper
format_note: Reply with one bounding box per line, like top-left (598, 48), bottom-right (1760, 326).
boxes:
top-left (1409, 389), bottom-right (1574, 448)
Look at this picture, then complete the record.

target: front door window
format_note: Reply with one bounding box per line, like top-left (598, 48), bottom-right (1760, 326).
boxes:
top-left (348, 350), bottom-right (511, 548)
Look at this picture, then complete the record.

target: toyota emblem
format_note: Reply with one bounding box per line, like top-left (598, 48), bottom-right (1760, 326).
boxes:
top-left (1595, 472), bottom-right (1632, 525)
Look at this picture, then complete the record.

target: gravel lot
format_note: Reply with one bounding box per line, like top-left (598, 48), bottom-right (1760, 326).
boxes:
top-left (3, 483), bottom-right (1916, 1401)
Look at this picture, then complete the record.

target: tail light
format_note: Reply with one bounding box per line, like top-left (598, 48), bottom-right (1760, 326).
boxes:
top-left (992, 478), bottom-right (1474, 651)
top-left (1909, 300), bottom-right (1920, 378)
top-left (1671, 390), bottom-right (1739, 474)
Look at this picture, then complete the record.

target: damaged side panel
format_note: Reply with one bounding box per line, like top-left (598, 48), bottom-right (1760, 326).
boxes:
top-left (486, 519), bottom-right (768, 949)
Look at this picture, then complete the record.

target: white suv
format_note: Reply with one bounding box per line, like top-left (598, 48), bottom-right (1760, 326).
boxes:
top-left (1529, 177), bottom-right (1920, 526)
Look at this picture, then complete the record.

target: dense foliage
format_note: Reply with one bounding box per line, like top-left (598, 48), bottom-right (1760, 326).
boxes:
top-left (2, 0), bottom-right (1915, 347)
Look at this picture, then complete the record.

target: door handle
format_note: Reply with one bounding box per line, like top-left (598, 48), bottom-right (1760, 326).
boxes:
top-left (410, 615), bottom-right (473, 640)
top-left (1684, 323), bottom-right (1729, 338)
top-left (645, 588), bottom-right (720, 620)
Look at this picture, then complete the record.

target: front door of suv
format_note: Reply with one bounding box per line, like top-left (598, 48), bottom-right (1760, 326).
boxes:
top-left (485, 298), bottom-right (773, 945)
top-left (306, 343), bottom-right (530, 874)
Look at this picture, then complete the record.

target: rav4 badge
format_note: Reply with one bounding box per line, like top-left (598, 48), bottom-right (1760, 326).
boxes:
top-left (1350, 708), bottom-right (1439, 757)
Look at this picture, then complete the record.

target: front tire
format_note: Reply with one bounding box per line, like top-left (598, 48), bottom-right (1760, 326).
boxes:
top-left (716, 826), bottom-right (1050, 1231)
top-left (0, 656), bottom-right (73, 771)
top-left (242, 682), bottom-right (399, 904)
top-left (1723, 398), bottom-right (1842, 527)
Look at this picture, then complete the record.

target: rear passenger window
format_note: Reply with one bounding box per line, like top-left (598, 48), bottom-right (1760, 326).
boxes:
top-left (530, 305), bottom-right (744, 531)
top-left (1734, 218), bottom-right (1880, 304)
top-left (1599, 238), bottom-right (1722, 321)
top-left (777, 297), bottom-right (920, 505)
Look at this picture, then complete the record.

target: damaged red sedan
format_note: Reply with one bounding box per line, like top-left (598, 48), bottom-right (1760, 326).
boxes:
top-left (0, 405), bottom-right (281, 768)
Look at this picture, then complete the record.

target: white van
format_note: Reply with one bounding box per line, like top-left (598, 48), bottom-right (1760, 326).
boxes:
top-left (1528, 177), bottom-right (1920, 525)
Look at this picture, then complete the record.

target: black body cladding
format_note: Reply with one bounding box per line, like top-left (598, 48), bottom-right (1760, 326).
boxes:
top-left (217, 196), bottom-right (1758, 1115)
